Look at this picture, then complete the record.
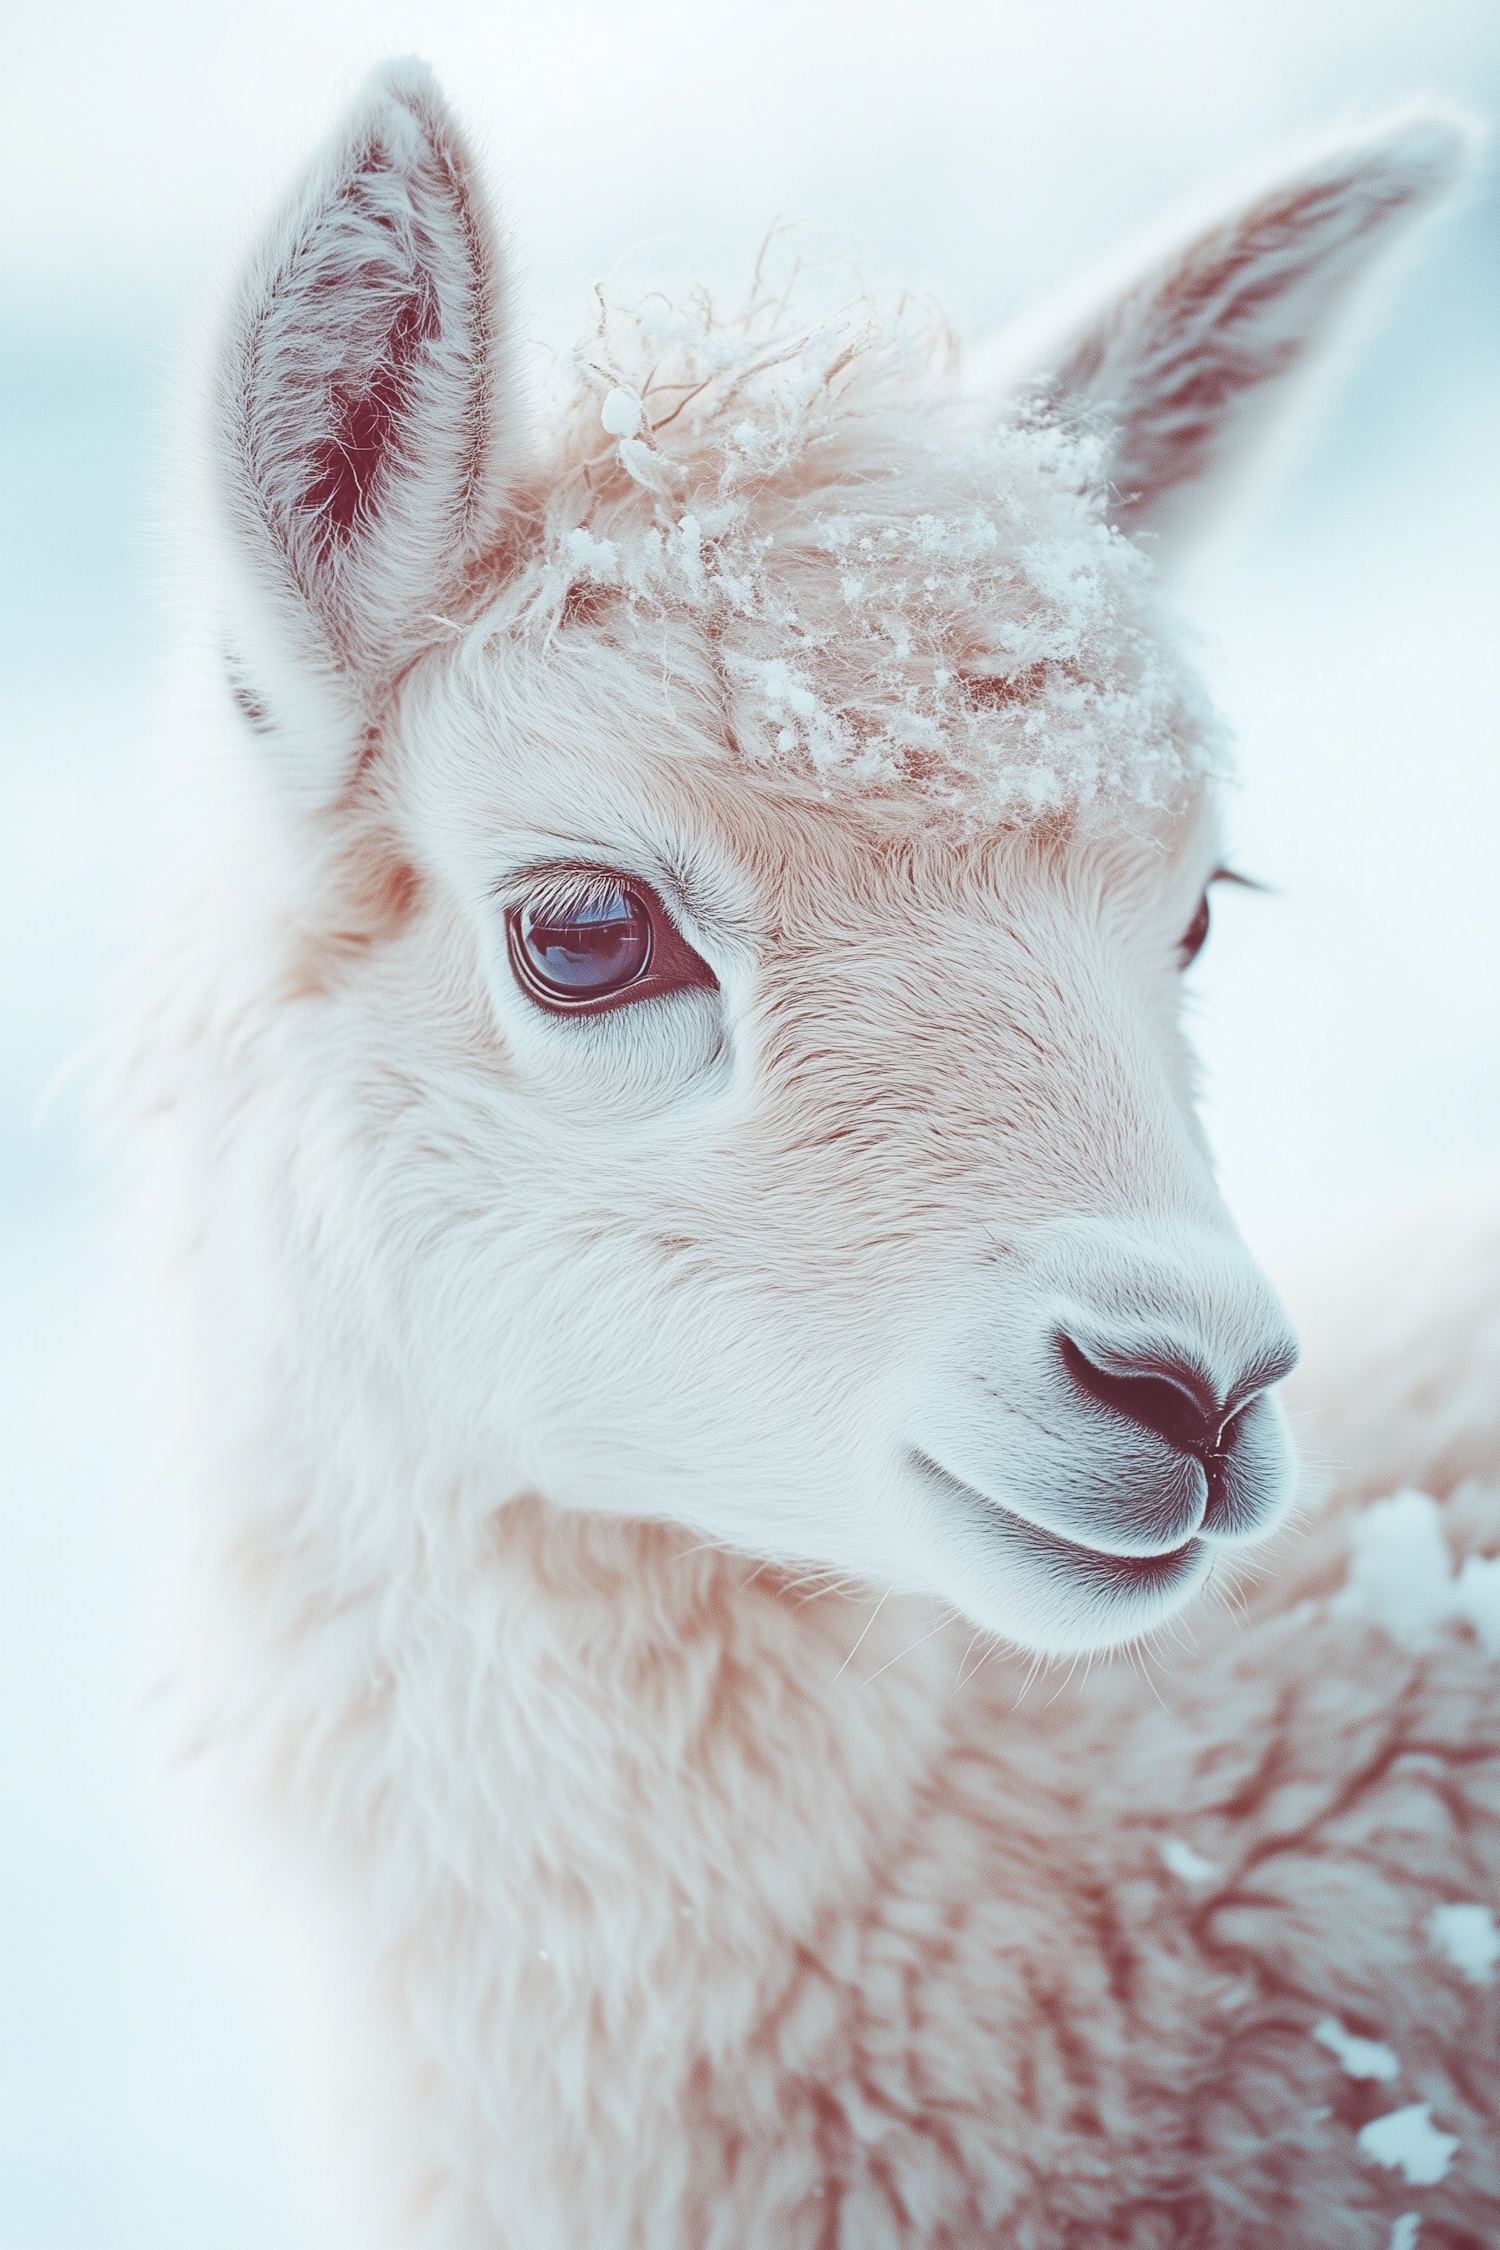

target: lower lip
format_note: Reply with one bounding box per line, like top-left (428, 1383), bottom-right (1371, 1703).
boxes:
top-left (914, 1452), bottom-right (1208, 1607)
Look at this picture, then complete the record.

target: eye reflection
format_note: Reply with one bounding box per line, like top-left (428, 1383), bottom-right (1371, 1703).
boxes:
top-left (514, 884), bottom-right (653, 999)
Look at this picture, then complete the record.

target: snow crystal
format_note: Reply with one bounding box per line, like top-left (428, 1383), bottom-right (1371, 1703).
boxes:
top-left (615, 436), bottom-right (678, 494)
top-left (563, 526), bottom-right (620, 583)
top-left (600, 387), bottom-right (642, 437)
top-left (1356, 2105), bottom-right (1459, 2186)
top-left (1160, 1838), bottom-right (1222, 1885)
top-left (1389, 2217), bottom-right (1421, 2250)
top-left (1331, 1489), bottom-right (1500, 1655)
top-left (1427, 1902), bottom-right (1500, 1986)
top-left (1311, 2017), bottom-right (1400, 2081)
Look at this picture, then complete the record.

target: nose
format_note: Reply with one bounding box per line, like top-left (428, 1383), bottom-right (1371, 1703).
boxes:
top-left (1057, 1331), bottom-right (1292, 1460)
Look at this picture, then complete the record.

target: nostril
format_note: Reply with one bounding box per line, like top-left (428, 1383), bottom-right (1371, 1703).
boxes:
top-left (1058, 1334), bottom-right (1228, 1458)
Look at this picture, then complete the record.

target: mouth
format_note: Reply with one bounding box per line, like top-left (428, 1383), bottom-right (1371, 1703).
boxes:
top-left (912, 1452), bottom-right (1214, 1652)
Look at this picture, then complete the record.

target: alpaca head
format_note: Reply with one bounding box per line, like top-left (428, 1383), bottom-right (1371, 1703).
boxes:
top-left (191, 61), bottom-right (1470, 1657)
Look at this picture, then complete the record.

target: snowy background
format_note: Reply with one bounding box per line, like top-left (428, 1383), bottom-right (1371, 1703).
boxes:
top-left (2, 2), bottom-right (1496, 2242)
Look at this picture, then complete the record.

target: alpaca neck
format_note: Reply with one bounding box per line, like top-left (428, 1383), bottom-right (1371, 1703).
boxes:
top-left (360, 1497), bottom-right (957, 1948)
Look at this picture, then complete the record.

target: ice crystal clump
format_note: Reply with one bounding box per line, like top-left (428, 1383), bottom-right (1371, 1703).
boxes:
top-left (515, 268), bottom-right (1227, 829)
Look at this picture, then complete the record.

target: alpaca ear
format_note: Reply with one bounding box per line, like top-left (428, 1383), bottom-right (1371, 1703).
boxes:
top-left (984, 111), bottom-right (1479, 553)
top-left (212, 59), bottom-right (513, 773)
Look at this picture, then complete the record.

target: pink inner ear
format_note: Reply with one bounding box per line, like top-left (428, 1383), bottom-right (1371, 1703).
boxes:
top-left (301, 253), bottom-right (441, 544)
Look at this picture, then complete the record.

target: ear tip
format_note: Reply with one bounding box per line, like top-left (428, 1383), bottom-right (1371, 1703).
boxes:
top-left (359, 54), bottom-right (446, 130)
top-left (365, 54), bottom-right (438, 100)
top-left (1338, 103), bottom-right (1489, 202)
top-left (332, 56), bottom-right (465, 171)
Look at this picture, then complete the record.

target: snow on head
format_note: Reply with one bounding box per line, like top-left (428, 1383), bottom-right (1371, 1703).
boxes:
top-left (599, 387), bottom-right (642, 438)
top-left (1428, 1902), bottom-right (1500, 1986)
top-left (517, 272), bottom-right (1225, 828)
top-left (1356, 2104), bottom-right (1459, 2187)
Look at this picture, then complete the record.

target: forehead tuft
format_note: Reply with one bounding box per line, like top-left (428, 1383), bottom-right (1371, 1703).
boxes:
top-left (487, 275), bottom-right (1228, 832)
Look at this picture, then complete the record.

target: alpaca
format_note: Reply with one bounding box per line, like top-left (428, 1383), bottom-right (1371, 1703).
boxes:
top-left (129, 59), bottom-right (1497, 2246)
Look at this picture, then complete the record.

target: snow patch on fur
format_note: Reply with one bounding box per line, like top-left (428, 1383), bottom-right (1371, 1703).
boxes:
top-left (504, 277), bottom-right (1226, 825)
top-left (1160, 1835), bottom-right (1223, 1884)
top-left (1356, 2104), bottom-right (1460, 2186)
top-left (1313, 2016), bottom-right (1401, 2081)
top-left (1428, 1903), bottom-right (1500, 1986)
top-left (1332, 1488), bottom-right (1500, 1652)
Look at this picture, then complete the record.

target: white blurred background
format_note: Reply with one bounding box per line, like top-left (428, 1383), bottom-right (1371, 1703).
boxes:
top-left (2, 4), bottom-right (1496, 2242)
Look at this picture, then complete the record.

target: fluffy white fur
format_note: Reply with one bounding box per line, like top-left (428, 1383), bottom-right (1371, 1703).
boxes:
top-left (130, 60), bottom-right (1494, 2246)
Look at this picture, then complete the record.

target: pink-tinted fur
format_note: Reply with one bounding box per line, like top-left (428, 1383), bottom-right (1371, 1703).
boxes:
top-left (129, 57), bottom-right (1496, 2247)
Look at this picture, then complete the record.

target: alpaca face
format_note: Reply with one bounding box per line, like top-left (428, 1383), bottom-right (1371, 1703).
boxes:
top-left (191, 64), bottom-right (1465, 1655)
top-left (317, 620), bottom-right (1285, 1661)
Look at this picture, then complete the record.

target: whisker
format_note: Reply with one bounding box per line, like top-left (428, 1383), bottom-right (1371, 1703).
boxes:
top-left (959, 1632), bottom-right (1013, 1694)
top-left (1010, 1647), bottom-right (1048, 1711)
top-left (781, 1567), bottom-right (847, 1600)
top-left (859, 1608), bottom-right (959, 1689)
top-left (953, 1626), bottom-right (986, 1691)
top-left (833, 1588), bottom-right (891, 1681)
top-left (668, 1536), bottom-right (738, 1564)
top-left (795, 1575), bottom-right (865, 1608)
top-left (1121, 1632), bottom-right (1171, 1709)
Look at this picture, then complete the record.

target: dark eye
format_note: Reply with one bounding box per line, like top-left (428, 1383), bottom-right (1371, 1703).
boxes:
top-left (515, 882), bottom-right (651, 997)
top-left (1178, 890), bottom-right (1211, 968)
top-left (505, 873), bottom-right (718, 1016)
